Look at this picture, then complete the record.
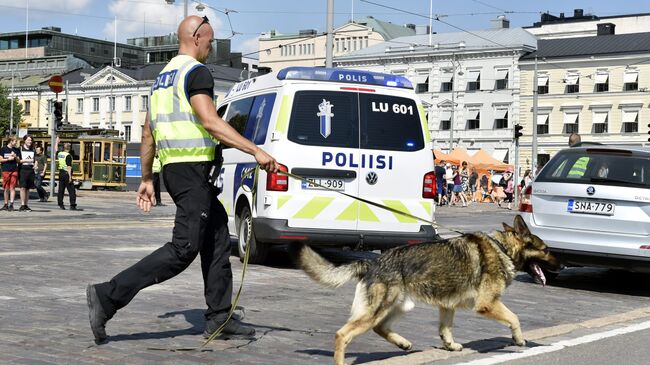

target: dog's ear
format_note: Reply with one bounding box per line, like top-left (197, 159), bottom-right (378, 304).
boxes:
top-left (502, 222), bottom-right (515, 232)
top-left (513, 215), bottom-right (531, 236)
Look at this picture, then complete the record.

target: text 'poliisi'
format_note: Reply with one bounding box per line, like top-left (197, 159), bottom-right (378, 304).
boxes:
top-left (322, 152), bottom-right (393, 170)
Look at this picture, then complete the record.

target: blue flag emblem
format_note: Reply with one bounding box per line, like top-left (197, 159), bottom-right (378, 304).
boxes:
top-left (317, 99), bottom-right (334, 138)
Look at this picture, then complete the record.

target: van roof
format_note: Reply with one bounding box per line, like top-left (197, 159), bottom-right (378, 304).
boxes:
top-left (223, 67), bottom-right (414, 100)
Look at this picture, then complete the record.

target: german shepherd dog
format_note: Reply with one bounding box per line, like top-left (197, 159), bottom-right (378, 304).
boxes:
top-left (289, 215), bottom-right (560, 365)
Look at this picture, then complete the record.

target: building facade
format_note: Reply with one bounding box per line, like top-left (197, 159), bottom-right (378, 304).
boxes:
top-left (335, 20), bottom-right (536, 163)
top-left (258, 16), bottom-right (416, 72)
top-left (525, 9), bottom-right (650, 39)
top-left (519, 32), bottom-right (650, 170)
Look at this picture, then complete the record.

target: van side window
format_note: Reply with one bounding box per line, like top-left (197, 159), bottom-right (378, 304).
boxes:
top-left (223, 97), bottom-right (255, 149)
top-left (243, 93), bottom-right (276, 145)
top-left (217, 104), bottom-right (228, 118)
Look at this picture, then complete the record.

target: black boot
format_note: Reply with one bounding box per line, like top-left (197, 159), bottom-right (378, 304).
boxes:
top-left (86, 284), bottom-right (109, 343)
top-left (203, 313), bottom-right (255, 338)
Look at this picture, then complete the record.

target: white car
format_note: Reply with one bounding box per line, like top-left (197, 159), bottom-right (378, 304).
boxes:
top-left (520, 143), bottom-right (650, 274)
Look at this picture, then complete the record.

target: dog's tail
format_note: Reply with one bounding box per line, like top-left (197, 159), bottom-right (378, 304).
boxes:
top-left (288, 242), bottom-right (370, 288)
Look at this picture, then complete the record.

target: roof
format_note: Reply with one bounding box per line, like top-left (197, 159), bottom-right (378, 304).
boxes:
top-left (336, 28), bottom-right (537, 61)
top-left (521, 32), bottom-right (650, 59)
top-left (354, 16), bottom-right (415, 40)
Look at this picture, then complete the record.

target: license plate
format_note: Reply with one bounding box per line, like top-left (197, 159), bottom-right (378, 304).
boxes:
top-left (301, 178), bottom-right (345, 191)
top-left (567, 199), bottom-right (615, 216)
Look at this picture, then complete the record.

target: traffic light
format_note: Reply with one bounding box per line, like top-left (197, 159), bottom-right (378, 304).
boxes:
top-left (647, 123), bottom-right (650, 142)
top-left (514, 124), bottom-right (524, 139)
top-left (53, 101), bottom-right (63, 129)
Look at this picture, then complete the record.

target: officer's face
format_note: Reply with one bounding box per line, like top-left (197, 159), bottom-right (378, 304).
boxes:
top-left (196, 27), bottom-right (214, 63)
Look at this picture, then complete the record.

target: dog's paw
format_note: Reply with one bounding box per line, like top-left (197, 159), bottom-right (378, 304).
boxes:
top-left (513, 337), bottom-right (526, 347)
top-left (444, 342), bottom-right (463, 351)
top-left (397, 340), bottom-right (412, 351)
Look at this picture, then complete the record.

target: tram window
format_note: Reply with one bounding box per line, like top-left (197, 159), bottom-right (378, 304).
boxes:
top-left (113, 143), bottom-right (124, 162)
top-left (71, 143), bottom-right (81, 160)
top-left (104, 143), bottom-right (112, 161)
top-left (94, 143), bottom-right (102, 162)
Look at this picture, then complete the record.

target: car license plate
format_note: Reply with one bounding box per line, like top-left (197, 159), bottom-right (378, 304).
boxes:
top-left (567, 199), bottom-right (615, 216)
top-left (301, 178), bottom-right (345, 191)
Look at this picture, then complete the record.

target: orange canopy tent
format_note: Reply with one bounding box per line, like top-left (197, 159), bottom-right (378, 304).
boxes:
top-left (469, 149), bottom-right (512, 172)
top-left (445, 147), bottom-right (474, 166)
top-left (433, 149), bottom-right (448, 163)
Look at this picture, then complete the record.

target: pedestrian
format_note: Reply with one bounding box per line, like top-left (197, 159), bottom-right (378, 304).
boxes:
top-left (445, 163), bottom-right (454, 204)
top-left (460, 161), bottom-right (470, 203)
top-left (518, 169), bottom-right (532, 197)
top-left (152, 154), bottom-right (165, 206)
top-left (468, 168), bottom-right (478, 203)
top-left (18, 135), bottom-right (36, 212)
top-left (480, 174), bottom-right (490, 202)
top-left (1, 135), bottom-right (21, 211)
top-left (568, 132), bottom-right (581, 147)
top-left (56, 142), bottom-right (77, 210)
top-left (451, 165), bottom-right (467, 207)
top-left (33, 146), bottom-right (49, 202)
top-left (86, 15), bottom-right (279, 344)
top-left (501, 168), bottom-right (515, 210)
top-left (434, 160), bottom-right (447, 206)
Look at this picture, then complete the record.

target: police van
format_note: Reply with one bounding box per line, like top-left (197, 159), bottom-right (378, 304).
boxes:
top-left (217, 67), bottom-right (437, 263)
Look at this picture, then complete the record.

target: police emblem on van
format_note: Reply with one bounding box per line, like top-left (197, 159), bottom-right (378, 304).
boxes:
top-left (317, 99), bottom-right (334, 138)
top-left (366, 171), bottom-right (378, 185)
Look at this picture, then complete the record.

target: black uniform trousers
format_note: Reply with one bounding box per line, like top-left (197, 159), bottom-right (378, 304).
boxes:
top-left (57, 170), bottom-right (76, 207)
top-left (153, 172), bottom-right (162, 204)
top-left (95, 162), bottom-right (232, 321)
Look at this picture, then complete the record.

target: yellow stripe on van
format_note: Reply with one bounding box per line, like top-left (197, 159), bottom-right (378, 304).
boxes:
top-left (293, 197), bottom-right (334, 219)
top-left (383, 200), bottom-right (417, 223)
top-left (420, 201), bottom-right (433, 217)
top-left (358, 202), bottom-right (380, 222)
top-left (274, 95), bottom-right (292, 134)
top-left (336, 201), bottom-right (359, 221)
top-left (277, 195), bottom-right (291, 209)
top-left (418, 104), bottom-right (431, 142)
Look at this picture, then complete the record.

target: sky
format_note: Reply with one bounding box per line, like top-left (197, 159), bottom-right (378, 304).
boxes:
top-left (1, 0), bottom-right (650, 60)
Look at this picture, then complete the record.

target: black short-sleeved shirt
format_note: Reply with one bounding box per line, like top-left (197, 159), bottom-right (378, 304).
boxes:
top-left (434, 165), bottom-right (446, 183)
top-left (186, 66), bottom-right (214, 99)
top-left (1, 146), bottom-right (21, 172)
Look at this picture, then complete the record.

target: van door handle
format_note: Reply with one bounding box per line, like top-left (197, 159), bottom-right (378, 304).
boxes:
top-left (291, 168), bottom-right (356, 179)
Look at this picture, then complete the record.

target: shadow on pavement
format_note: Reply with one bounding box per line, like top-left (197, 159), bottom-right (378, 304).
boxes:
top-left (296, 348), bottom-right (419, 364)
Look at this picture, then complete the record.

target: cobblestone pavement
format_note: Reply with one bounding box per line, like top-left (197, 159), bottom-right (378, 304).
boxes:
top-left (0, 192), bottom-right (648, 364)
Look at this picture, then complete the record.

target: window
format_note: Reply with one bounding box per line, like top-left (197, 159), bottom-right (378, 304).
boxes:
top-left (466, 70), bottom-right (480, 91)
top-left (76, 98), bottom-right (83, 113)
top-left (124, 125), bottom-right (132, 141)
top-left (92, 97), bottom-right (99, 112)
top-left (224, 97), bottom-right (254, 136)
top-left (140, 95), bottom-right (149, 111)
top-left (242, 93), bottom-right (277, 145)
top-left (124, 96), bottom-right (132, 111)
top-left (415, 77), bottom-right (429, 94)
top-left (108, 96), bottom-right (116, 112)
top-left (623, 71), bottom-right (639, 91)
top-left (466, 110), bottom-right (480, 130)
top-left (563, 113), bottom-right (579, 134)
top-left (565, 73), bottom-right (579, 94)
top-left (495, 70), bottom-right (508, 90)
top-left (494, 110), bottom-right (508, 129)
top-left (537, 74), bottom-right (549, 94)
top-left (217, 104), bottom-right (228, 117)
top-left (622, 111), bottom-right (639, 133)
top-left (595, 72), bottom-right (609, 92)
top-left (441, 72), bottom-right (453, 92)
top-left (440, 120), bottom-right (451, 130)
top-left (592, 112), bottom-right (608, 134)
top-left (537, 114), bottom-right (549, 135)
top-left (24, 100), bottom-right (30, 115)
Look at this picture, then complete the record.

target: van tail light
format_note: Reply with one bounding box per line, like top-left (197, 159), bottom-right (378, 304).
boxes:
top-left (266, 163), bottom-right (289, 191)
top-left (640, 245), bottom-right (650, 250)
top-left (422, 171), bottom-right (436, 199)
top-left (519, 184), bottom-right (533, 213)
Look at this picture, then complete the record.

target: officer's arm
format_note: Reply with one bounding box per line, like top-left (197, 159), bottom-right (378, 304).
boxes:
top-left (140, 114), bottom-right (155, 182)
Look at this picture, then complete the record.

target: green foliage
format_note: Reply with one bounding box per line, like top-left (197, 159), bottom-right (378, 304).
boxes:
top-left (0, 86), bottom-right (23, 137)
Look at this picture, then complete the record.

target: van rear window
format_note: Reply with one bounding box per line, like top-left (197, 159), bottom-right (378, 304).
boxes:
top-left (288, 91), bottom-right (424, 151)
top-left (536, 149), bottom-right (650, 188)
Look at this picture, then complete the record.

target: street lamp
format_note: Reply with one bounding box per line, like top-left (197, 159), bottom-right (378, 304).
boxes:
top-left (441, 55), bottom-right (463, 153)
top-left (165, 0), bottom-right (189, 18)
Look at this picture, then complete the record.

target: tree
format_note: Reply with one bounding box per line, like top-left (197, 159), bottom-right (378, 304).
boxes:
top-left (0, 86), bottom-right (23, 137)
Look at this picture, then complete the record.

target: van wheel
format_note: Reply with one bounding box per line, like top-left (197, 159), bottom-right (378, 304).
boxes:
top-left (237, 206), bottom-right (269, 264)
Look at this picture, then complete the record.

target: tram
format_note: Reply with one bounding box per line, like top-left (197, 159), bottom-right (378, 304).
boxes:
top-left (27, 125), bottom-right (127, 190)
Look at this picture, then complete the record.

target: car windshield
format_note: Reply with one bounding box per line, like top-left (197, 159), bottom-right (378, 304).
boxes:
top-left (536, 148), bottom-right (650, 189)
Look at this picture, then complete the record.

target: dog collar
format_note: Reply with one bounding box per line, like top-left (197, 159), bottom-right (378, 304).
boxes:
top-left (487, 235), bottom-right (509, 256)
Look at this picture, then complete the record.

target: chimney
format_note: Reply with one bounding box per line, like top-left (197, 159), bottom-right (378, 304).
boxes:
top-left (491, 15), bottom-right (510, 29)
top-left (405, 23), bottom-right (416, 31)
top-left (597, 23), bottom-right (616, 36)
top-left (574, 9), bottom-right (584, 18)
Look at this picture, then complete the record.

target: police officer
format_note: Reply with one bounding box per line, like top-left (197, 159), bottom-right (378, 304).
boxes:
top-left (57, 142), bottom-right (77, 210)
top-left (86, 15), bottom-right (279, 343)
top-left (152, 154), bottom-right (165, 206)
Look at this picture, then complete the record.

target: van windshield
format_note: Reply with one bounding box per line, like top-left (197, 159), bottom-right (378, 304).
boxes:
top-left (536, 149), bottom-right (650, 189)
top-left (288, 90), bottom-right (424, 151)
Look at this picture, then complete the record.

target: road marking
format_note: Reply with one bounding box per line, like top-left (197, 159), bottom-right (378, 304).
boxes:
top-left (0, 296), bottom-right (16, 300)
top-left (0, 245), bottom-right (163, 257)
top-left (456, 320), bottom-right (650, 365)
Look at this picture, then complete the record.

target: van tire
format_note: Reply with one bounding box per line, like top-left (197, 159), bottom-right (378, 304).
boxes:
top-left (237, 206), bottom-right (269, 264)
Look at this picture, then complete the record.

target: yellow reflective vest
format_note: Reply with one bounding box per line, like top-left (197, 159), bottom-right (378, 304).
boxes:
top-left (152, 156), bottom-right (162, 173)
top-left (567, 156), bottom-right (590, 178)
top-left (57, 151), bottom-right (70, 171)
top-left (149, 55), bottom-right (218, 166)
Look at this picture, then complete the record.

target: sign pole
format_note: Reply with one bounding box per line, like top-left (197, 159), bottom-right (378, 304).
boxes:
top-left (50, 93), bottom-right (57, 197)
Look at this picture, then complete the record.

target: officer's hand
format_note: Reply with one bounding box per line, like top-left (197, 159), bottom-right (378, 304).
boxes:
top-left (136, 181), bottom-right (155, 213)
top-left (254, 149), bottom-right (279, 173)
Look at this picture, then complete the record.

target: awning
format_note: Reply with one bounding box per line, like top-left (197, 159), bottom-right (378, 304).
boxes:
top-left (467, 70), bottom-right (481, 82)
top-left (537, 75), bottom-right (549, 86)
top-left (622, 110), bottom-right (638, 123)
top-left (441, 72), bottom-right (453, 82)
top-left (565, 74), bottom-right (579, 85)
top-left (593, 112), bottom-right (608, 124)
top-left (536, 114), bottom-right (549, 125)
top-left (439, 111), bottom-right (451, 121)
top-left (494, 109), bottom-right (508, 119)
top-left (492, 149), bottom-right (509, 163)
top-left (563, 113), bottom-right (579, 125)
top-left (624, 71), bottom-right (638, 83)
top-left (412, 74), bottom-right (429, 84)
top-left (595, 72), bottom-right (609, 84)
top-left (495, 69), bottom-right (509, 80)
top-left (466, 110), bottom-right (480, 120)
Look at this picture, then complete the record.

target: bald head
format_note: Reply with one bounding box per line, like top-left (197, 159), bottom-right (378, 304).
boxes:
top-left (178, 15), bottom-right (213, 63)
